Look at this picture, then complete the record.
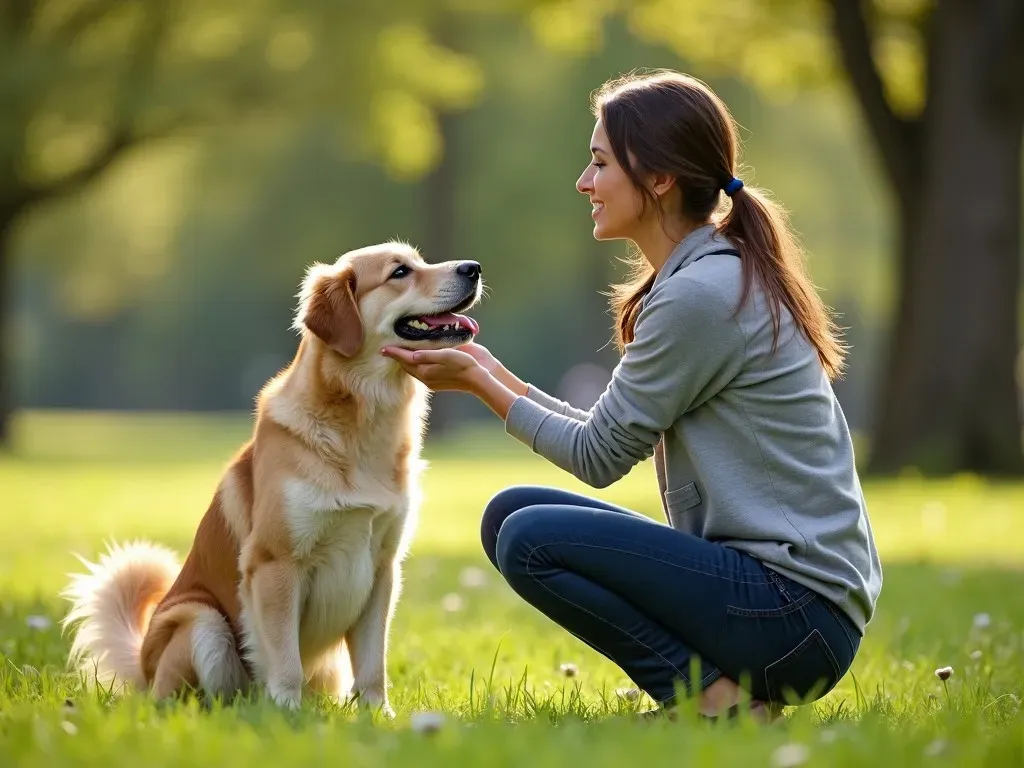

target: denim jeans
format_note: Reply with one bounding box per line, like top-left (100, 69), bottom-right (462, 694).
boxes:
top-left (481, 485), bottom-right (861, 707)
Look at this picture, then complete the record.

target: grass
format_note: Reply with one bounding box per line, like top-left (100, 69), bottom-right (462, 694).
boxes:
top-left (2, 410), bottom-right (1023, 766)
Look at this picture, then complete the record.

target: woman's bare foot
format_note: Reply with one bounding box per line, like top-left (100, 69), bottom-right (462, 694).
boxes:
top-left (699, 676), bottom-right (782, 723)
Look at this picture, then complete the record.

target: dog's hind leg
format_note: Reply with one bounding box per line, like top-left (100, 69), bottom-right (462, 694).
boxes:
top-left (190, 605), bottom-right (249, 702)
top-left (150, 623), bottom-right (199, 699)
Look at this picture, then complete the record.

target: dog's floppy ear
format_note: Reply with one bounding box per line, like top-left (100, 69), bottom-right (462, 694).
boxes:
top-left (294, 265), bottom-right (363, 357)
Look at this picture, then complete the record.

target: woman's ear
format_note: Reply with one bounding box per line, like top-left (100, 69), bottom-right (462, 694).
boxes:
top-left (649, 172), bottom-right (677, 198)
top-left (294, 265), bottom-right (362, 357)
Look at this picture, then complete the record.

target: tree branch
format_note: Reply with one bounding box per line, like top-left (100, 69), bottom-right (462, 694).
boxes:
top-left (2, 0), bottom-right (34, 39)
top-left (52, 0), bottom-right (134, 46)
top-left (826, 0), bottom-right (922, 207)
top-left (24, 0), bottom-right (176, 208)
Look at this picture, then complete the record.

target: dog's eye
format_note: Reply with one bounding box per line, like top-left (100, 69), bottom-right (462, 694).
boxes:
top-left (390, 265), bottom-right (412, 280)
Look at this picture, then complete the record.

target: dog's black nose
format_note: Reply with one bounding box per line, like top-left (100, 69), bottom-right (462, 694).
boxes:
top-left (457, 261), bottom-right (481, 280)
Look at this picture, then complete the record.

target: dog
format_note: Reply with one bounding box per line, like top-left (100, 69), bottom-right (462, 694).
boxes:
top-left (61, 241), bottom-right (483, 715)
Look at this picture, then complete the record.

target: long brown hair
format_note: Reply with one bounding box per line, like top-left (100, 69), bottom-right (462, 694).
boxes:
top-left (596, 70), bottom-right (847, 381)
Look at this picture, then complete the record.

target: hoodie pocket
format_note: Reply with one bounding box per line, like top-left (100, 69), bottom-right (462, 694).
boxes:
top-left (664, 482), bottom-right (701, 528)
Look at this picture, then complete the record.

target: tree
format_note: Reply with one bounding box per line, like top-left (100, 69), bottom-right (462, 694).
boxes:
top-left (532, 0), bottom-right (1024, 475)
top-left (0, 0), bottom-right (483, 444)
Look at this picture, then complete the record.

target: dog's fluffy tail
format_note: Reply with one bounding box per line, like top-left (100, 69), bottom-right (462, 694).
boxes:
top-left (61, 541), bottom-right (181, 692)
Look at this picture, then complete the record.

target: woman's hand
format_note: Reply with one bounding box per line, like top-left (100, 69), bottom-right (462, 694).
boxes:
top-left (380, 346), bottom-right (485, 393)
top-left (381, 344), bottom-right (518, 419)
top-left (458, 342), bottom-right (502, 375)
top-left (457, 342), bottom-right (529, 397)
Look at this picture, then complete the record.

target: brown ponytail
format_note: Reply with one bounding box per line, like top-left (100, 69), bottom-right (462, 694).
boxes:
top-left (596, 69), bottom-right (847, 381)
top-left (721, 185), bottom-right (847, 380)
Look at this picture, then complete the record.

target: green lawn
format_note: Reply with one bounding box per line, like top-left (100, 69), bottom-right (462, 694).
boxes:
top-left (2, 411), bottom-right (1023, 766)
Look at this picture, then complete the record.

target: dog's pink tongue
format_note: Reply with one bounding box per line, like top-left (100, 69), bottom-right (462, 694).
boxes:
top-left (422, 312), bottom-right (480, 335)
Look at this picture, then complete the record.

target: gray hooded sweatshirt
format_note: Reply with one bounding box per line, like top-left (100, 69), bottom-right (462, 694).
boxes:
top-left (504, 224), bottom-right (882, 633)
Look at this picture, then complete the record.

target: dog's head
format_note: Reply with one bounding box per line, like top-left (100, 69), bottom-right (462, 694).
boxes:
top-left (292, 241), bottom-right (483, 358)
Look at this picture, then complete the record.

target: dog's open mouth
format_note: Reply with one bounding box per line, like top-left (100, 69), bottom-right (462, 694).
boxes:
top-left (394, 311), bottom-right (480, 342)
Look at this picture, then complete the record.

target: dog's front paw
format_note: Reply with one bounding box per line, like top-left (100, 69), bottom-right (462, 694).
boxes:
top-left (267, 679), bottom-right (302, 710)
top-left (353, 686), bottom-right (394, 719)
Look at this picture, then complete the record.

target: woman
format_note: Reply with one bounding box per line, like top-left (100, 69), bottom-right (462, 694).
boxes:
top-left (382, 69), bottom-right (882, 723)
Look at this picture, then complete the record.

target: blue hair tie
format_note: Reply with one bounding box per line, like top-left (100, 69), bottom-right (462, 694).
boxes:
top-left (723, 177), bottom-right (744, 196)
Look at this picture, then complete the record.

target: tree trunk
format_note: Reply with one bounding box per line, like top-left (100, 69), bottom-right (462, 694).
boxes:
top-left (0, 198), bottom-right (19, 447)
top-left (419, 16), bottom-right (465, 441)
top-left (867, 0), bottom-right (1024, 475)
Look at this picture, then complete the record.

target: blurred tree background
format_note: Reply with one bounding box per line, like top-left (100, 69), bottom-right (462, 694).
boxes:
top-left (2, 0), bottom-right (1022, 475)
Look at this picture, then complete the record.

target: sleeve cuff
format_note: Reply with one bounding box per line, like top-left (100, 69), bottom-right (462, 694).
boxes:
top-left (525, 383), bottom-right (570, 412)
top-left (525, 383), bottom-right (590, 421)
top-left (504, 395), bottom-right (552, 450)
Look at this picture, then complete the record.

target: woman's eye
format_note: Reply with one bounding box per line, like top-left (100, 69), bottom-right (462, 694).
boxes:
top-left (390, 265), bottom-right (412, 279)
top-left (592, 162), bottom-right (605, 168)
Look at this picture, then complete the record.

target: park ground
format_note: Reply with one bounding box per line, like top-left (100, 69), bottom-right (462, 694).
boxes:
top-left (1, 411), bottom-right (1022, 766)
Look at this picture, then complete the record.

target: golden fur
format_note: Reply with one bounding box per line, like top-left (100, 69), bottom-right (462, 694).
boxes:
top-left (61, 242), bottom-right (482, 714)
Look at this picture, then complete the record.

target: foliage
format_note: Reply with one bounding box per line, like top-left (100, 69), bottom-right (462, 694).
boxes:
top-left (1, 0), bottom-right (487, 206)
top-left (528, 0), bottom-right (929, 114)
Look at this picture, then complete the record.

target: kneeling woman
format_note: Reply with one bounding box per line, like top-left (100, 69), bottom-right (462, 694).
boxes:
top-left (383, 69), bottom-right (882, 722)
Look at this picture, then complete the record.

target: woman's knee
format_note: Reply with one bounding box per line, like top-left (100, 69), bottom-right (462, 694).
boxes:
top-left (493, 504), bottom-right (544, 577)
top-left (480, 486), bottom-right (537, 570)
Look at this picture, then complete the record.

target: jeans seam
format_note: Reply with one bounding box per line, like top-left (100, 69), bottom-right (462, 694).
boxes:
top-left (766, 568), bottom-right (795, 601)
top-left (725, 589), bottom-right (817, 619)
top-left (700, 667), bottom-right (722, 688)
top-left (822, 599), bottom-right (859, 656)
top-left (526, 537), bottom-right (771, 585)
top-left (523, 543), bottom-right (704, 697)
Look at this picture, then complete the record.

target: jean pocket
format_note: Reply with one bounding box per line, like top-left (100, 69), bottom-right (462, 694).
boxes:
top-left (725, 585), bottom-right (817, 619)
top-left (764, 628), bottom-right (842, 705)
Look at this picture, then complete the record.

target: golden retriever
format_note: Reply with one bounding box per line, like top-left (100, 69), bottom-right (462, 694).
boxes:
top-left (61, 241), bottom-right (482, 715)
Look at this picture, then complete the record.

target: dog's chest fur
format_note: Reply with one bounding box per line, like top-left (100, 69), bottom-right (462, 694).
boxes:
top-left (284, 479), bottom-right (404, 656)
top-left (280, 410), bottom-right (424, 658)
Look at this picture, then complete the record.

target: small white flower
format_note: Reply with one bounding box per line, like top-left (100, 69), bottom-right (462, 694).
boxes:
top-left (458, 566), bottom-right (487, 589)
top-left (410, 711), bottom-right (445, 734)
top-left (970, 649), bottom-right (983, 661)
top-left (924, 739), bottom-right (947, 757)
top-left (60, 720), bottom-right (78, 736)
top-left (560, 662), bottom-right (579, 678)
top-left (440, 593), bottom-right (463, 613)
top-left (973, 613), bottom-right (991, 629)
top-left (935, 666), bottom-right (953, 681)
top-left (771, 742), bottom-right (810, 768)
top-left (940, 569), bottom-right (963, 586)
top-left (615, 687), bottom-right (639, 701)
top-left (26, 615), bottom-right (51, 631)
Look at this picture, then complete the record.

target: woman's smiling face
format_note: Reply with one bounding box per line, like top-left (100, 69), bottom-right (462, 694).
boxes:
top-left (575, 118), bottom-right (646, 242)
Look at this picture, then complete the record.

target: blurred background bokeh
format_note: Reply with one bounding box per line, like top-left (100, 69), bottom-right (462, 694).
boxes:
top-left (2, 0), bottom-right (1022, 477)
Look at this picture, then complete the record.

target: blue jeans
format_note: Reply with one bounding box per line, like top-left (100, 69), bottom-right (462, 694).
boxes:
top-left (481, 486), bottom-right (861, 707)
